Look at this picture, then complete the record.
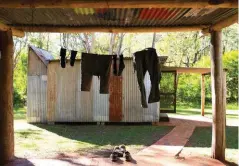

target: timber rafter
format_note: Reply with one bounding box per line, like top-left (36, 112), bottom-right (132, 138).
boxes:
top-left (0, 0), bottom-right (237, 8)
top-left (0, 23), bottom-right (24, 37)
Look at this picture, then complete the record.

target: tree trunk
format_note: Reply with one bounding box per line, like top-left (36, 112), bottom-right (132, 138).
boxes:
top-left (201, 74), bottom-right (205, 116)
top-left (109, 33), bottom-right (116, 54)
top-left (152, 33), bottom-right (156, 48)
top-left (117, 33), bottom-right (124, 55)
top-left (210, 30), bottom-right (225, 161)
top-left (0, 30), bottom-right (14, 165)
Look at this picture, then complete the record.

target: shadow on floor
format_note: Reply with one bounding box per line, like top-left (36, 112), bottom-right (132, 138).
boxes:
top-left (4, 157), bottom-right (35, 166)
top-left (34, 124), bottom-right (174, 151)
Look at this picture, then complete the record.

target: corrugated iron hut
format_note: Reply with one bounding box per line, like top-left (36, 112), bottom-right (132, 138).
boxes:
top-left (27, 46), bottom-right (159, 123)
top-left (0, 0), bottom-right (237, 163)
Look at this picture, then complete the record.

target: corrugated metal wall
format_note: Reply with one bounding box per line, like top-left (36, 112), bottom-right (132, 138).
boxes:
top-left (27, 49), bottom-right (47, 123)
top-left (92, 77), bottom-right (109, 122)
top-left (34, 59), bottom-right (159, 123)
top-left (122, 60), bottom-right (159, 122)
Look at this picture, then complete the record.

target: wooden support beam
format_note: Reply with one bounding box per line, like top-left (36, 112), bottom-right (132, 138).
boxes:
top-left (210, 30), bottom-right (225, 161)
top-left (0, 23), bottom-right (24, 38)
top-left (202, 14), bottom-right (238, 34)
top-left (0, 30), bottom-right (14, 165)
top-left (201, 74), bottom-right (205, 116)
top-left (222, 70), bottom-right (227, 148)
top-left (162, 67), bottom-right (211, 74)
top-left (16, 25), bottom-right (205, 33)
top-left (212, 14), bottom-right (238, 31)
top-left (0, 0), bottom-right (237, 8)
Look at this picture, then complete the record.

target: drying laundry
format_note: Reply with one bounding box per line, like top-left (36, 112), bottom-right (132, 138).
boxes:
top-left (60, 48), bottom-right (66, 68)
top-left (113, 54), bottom-right (125, 76)
top-left (70, 50), bottom-right (77, 66)
top-left (133, 48), bottom-right (161, 108)
top-left (81, 53), bottom-right (113, 94)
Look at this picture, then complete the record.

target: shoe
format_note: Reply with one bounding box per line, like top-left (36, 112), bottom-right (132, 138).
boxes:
top-left (125, 151), bottom-right (132, 162)
top-left (114, 146), bottom-right (123, 157)
top-left (110, 151), bottom-right (118, 162)
top-left (119, 144), bottom-right (126, 153)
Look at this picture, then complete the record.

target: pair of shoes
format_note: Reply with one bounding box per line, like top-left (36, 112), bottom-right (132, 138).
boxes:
top-left (110, 145), bottom-right (132, 162)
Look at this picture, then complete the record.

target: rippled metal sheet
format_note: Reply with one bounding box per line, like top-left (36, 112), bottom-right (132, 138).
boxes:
top-left (92, 76), bottom-right (109, 122)
top-left (0, 8), bottom-right (237, 27)
top-left (122, 60), bottom-right (159, 122)
top-left (37, 59), bottom-right (159, 123)
top-left (27, 76), bottom-right (47, 123)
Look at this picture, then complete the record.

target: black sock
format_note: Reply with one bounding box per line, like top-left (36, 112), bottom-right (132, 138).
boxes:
top-left (70, 50), bottom-right (77, 66)
top-left (118, 54), bottom-right (125, 76)
top-left (60, 48), bottom-right (66, 68)
top-left (113, 55), bottom-right (117, 75)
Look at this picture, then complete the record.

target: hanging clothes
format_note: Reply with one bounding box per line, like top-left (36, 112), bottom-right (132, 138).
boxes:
top-left (60, 48), bottom-right (66, 68)
top-left (133, 48), bottom-right (161, 108)
top-left (81, 53), bottom-right (113, 94)
top-left (70, 50), bottom-right (77, 66)
top-left (113, 54), bottom-right (125, 76)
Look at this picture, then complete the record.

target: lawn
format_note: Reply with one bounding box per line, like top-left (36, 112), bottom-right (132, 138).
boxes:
top-left (14, 121), bottom-right (174, 159)
top-left (175, 106), bottom-right (238, 120)
top-left (14, 107), bottom-right (27, 120)
top-left (182, 126), bottom-right (238, 165)
top-left (14, 106), bottom-right (238, 163)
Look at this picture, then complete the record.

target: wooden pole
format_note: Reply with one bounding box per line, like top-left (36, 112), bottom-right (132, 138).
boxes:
top-left (0, 0), bottom-right (237, 8)
top-left (0, 30), bottom-right (14, 165)
top-left (0, 22), bottom-right (25, 37)
top-left (210, 30), bottom-right (225, 161)
top-left (222, 71), bottom-right (227, 145)
top-left (202, 14), bottom-right (238, 34)
top-left (17, 26), bottom-right (205, 33)
top-left (201, 74), bottom-right (205, 116)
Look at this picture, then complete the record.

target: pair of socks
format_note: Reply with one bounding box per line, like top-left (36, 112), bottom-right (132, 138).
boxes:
top-left (60, 48), bottom-right (77, 68)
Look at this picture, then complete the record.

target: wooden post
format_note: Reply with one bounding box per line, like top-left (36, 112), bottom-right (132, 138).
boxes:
top-left (222, 71), bottom-right (227, 143)
top-left (201, 74), bottom-right (205, 116)
top-left (210, 30), bottom-right (225, 161)
top-left (0, 30), bottom-right (14, 165)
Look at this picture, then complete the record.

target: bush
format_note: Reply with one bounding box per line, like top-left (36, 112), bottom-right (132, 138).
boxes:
top-left (176, 51), bottom-right (238, 107)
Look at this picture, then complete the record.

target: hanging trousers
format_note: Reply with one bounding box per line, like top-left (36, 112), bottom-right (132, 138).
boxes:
top-left (113, 54), bottom-right (125, 76)
top-left (81, 53), bottom-right (113, 94)
top-left (134, 48), bottom-right (161, 108)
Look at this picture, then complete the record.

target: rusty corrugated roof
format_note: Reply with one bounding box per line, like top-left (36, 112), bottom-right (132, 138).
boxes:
top-left (29, 45), bottom-right (54, 66)
top-left (0, 8), bottom-right (237, 28)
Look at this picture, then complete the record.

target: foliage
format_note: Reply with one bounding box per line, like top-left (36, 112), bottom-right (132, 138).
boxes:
top-left (176, 50), bottom-right (238, 106)
top-left (13, 49), bottom-right (28, 107)
top-left (12, 24), bottom-right (238, 107)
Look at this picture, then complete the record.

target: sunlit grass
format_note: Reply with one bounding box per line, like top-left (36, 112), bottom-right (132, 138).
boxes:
top-left (14, 107), bottom-right (26, 120)
top-left (183, 127), bottom-right (238, 164)
top-left (14, 121), bottom-right (173, 158)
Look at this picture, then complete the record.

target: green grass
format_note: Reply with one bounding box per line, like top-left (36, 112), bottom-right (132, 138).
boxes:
top-left (174, 107), bottom-right (238, 120)
top-left (14, 107), bottom-right (26, 120)
top-left (14, 121), bottom-right (174, 158)
top-left (184, 127), bottom-right (238, 164)
top-left (177, 102), bottom-right (238, 111)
